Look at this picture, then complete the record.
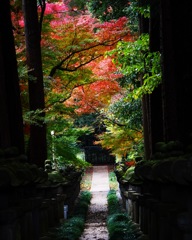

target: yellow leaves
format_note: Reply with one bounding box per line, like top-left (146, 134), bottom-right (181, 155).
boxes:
top-left (95, 124), bottom-right (143, 156)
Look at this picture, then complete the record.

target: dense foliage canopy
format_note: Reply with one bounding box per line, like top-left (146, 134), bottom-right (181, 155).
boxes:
top-left (11, 0), bottom-right (161, 167)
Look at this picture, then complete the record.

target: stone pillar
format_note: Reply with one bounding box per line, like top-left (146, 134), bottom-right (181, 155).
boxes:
top-left (56, 194), bottom-right (66, 221)
top-left (132, 192), bottom-right (142, 223)
top-left (177, 212), bottom-right (192, 240)
top-left (147, 199), bottom-right (159, 240)
top-left (0, 209), bottom-right (21, 240)
top-left (157, 203), bottom-right (179, 240)
top-left (39, 201), bottom-right (49, 236)
top-left (127, 190), bottom-right (136, 219)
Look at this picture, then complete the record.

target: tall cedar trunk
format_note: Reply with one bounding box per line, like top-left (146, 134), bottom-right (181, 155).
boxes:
top-left (171, 1), bottom-right (192, 145)
top-left (160, 0), bottom-right (178, 142)
top-left (160, 0), bottom-right (192, 145)
top-left (0, 0), bottom-right (25, 153)
top-left (148, 0), bottom-right (163, 157)
top-left (23, 0), bottom-right (47, 167)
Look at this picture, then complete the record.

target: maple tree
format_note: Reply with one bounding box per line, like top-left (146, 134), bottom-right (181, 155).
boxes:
top-left (94, 6), bottom-right (161, 161)
top-left (106, 34), bottom-right (161, 101)
top-left (93, 94), bottom-right (144, 160)
top-left (95, 123), bottom-right (143, 158)
top-left (65, 57), bottom-right (122, 114)
top-left (10, 0), bottom-right (156, 168)
top-left (69, 0), bottom-right (130, 22)
top-left (10, 0), bottom-right (133, 166)
top-left (41, 2), bottom-right (132, 164)
top-left (42, 9), bottom-right (130, 100)
top-left (40, 2), bottom-right (132, 120)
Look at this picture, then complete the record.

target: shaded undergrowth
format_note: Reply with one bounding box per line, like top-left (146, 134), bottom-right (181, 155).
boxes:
top-left (107, 190), bottom-right (147, 240)
top-left (56, 191), bottom-right (92, 240)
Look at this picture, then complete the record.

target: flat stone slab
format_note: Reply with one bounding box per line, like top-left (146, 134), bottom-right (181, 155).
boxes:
top-left (90, 166), bottom-right (110, 192)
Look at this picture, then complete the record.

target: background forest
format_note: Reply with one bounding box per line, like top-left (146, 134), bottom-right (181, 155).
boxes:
top-left (11, 0), bottom-right (161, 170)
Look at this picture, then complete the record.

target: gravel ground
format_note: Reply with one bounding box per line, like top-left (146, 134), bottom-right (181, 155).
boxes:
top-left (79, 191), bottom-right (109, 240)
top-left (79, 165), bottom-right (114, 240)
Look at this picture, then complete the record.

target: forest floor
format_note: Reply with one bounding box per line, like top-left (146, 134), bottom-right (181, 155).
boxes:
top-left (79, 165), bottom-right (119, 240)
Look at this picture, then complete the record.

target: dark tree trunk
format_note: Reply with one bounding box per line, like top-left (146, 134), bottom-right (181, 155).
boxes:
top-left (148, 0), bottom-right (163, 157)
top-left (160, 0), bottom-right (178, 142)
top-left (0, 0), bottom-right (25, 153)
top-left (23, 0), bottom-right (47, 167)
top-left (160, 0), bottom-right (192, 145)
top-left (142, 95), bottom-right (151, 159)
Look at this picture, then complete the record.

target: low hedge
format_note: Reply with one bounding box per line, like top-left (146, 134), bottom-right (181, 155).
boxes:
top-left (56, 191), bottom-right (92, 240)
top-left (107, 190), bottom-right (147, 240)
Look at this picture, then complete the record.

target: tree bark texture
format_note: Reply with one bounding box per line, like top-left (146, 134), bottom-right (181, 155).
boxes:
top-left (160, 0), bottom-right (192, 145)
top-left (23, 0), bottom-right (47, 167)
top-left (0, 0), bottom-right (25, 153)
top-left (148, 0), bottom-right (163, 157)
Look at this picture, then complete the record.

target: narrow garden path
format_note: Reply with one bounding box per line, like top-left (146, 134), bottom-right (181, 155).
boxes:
top-left (79, 165), bottom-right (114, 240)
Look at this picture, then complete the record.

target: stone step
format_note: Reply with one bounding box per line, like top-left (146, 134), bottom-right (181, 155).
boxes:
top-left (84, 222), bottom-right (107, 227)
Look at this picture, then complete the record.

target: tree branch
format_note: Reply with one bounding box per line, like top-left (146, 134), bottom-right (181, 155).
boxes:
top-left (49, 38), bottom-right (123, 77)
top-left (45, 81), bottom-right (95, 110)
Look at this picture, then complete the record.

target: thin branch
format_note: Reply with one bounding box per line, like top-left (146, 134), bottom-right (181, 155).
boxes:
top-left (49, 38), bottom-right (123, 77)
top-left (44, 81), bottom-right (95, 110)
top-left (79, 101), bottom-right (142, 133)
top-left (99, 113), bottom-right (143, 133)
top-left (56, 54), bottom-right (102, 72)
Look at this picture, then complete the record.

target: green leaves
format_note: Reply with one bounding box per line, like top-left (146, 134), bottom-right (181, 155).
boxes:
top-left (86, 0), bottom-right (129, 22)
top-left (107, 190), bottom-right (142, 240)
top-left (109, 33), bottom-right (162, 99)
top-left (96, 33), bottom-right (161, 159)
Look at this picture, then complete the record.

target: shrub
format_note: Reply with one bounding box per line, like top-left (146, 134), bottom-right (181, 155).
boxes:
top-left (57, 190), bottom-right (92, 240)
top-left (107, 189), bottom-right (121, 215)
top-left (107, 190), bottom-right (143, 240)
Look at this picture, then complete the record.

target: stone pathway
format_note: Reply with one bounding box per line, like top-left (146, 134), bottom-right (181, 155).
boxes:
top-left (79, 165), bottom-right (110, 240)
top-left (91, 165), bottom-right (110, 192)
